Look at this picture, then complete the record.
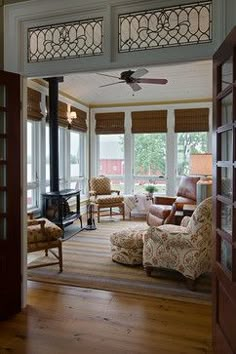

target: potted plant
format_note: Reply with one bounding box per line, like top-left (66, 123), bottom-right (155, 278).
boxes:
top-left (145, 184), bottom-right (157, 198)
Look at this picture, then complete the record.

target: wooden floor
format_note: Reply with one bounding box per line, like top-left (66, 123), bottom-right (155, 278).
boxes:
top-left (0, 281), bottom-right (213, 354)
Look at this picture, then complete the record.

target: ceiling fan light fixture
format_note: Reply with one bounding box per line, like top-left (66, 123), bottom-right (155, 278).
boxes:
top-left (97, 68), bottom-right (168, 92)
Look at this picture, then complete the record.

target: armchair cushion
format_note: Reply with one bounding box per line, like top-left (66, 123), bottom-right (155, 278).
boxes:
top-left (95, 195), bottom-right (124, 204)
top-left (28, 218), bottom-right (63, 244)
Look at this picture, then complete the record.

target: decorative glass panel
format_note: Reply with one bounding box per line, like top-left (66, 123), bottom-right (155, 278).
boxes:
top-left (0, 166), bottom-right (6, 187)
top-left (221, 130), bottom-right (232, 161)
top-left (221, 202), bottom-right (232, 235)
top-left (220, 167), bottom-right (232, 199)
top-left (0, 139), bottom-right (6, 161)
top-left (221, 239), bottom-right (232, 272)
top-left (221, 93), bottom-right (232, 125)
top-left (28, 17), bottom-right (103, 63)
top-left (0, 192), bottom-right (6, 213)
top-left (0, 85), bottom-right (6, 106)
top-left (222, 57), bottom-right (233, 91)
top-left (0, 218), bottom-right (6, 240)
top-left (119, 1), bottom-right (212, 53)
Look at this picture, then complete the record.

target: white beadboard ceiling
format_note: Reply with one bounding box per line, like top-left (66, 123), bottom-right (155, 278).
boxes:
top-left (60, 60), bottom-right (212, 106)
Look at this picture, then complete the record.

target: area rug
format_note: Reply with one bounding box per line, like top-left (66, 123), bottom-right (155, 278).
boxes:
top-left (28, 218), bottom-right (212, 304)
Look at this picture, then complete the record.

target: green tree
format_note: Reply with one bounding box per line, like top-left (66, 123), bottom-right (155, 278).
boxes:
top-left (119, 133), bottom-right (166, 176)
top-left (134, 134), bottom-right (166, 175)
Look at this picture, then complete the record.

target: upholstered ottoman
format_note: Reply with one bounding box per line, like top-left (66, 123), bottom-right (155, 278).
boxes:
top-left (110, 227), bottom-right (148, 265)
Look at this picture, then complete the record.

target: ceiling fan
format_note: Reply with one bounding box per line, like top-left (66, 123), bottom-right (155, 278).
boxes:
top-left (97, 68), bottom-right (168, 92)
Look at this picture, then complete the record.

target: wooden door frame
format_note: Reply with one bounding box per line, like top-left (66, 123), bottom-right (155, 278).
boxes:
top-left (213, 26), bottom-right (236, 354)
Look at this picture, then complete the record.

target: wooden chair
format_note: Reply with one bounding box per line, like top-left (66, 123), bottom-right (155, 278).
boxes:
top-left (89, 175), bottom-right (125, 222)
top-left (27, 213), bottom-right (63, 272)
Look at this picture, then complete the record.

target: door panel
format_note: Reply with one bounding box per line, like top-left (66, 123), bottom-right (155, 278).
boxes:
top-left (0, 70), bottom-right (21, 318)
top-left (213, 27), bottom-right (236, 354)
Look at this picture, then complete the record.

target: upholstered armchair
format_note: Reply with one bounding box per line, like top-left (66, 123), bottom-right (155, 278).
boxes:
top-left (147, 176), bottom-right (200, 226)
top-left (89, 175), bottom-right (125, 222)
top-left (27, 213), bottom-right (63, 272)
top-left (143, 197), bottom-right (212, 289)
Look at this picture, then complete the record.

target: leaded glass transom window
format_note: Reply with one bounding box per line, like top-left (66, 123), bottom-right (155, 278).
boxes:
top-left (118, 1), bottom-right (212, 53)
top-left (28, 17), bottom-right (103, 63)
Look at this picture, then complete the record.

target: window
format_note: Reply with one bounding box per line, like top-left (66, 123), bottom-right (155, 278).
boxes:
top-left (98, 134), bottom-right (124, 192)
top-left (69, 130), bottom-right (86, 193)
top-left (134, 133), bottom-right (166, 194)
top-left (177, 132), bottom-right (208, 176)
top-left (27, 120), bottom-right (39, 209)
top-left (95, 108), bottom-right (210, 196)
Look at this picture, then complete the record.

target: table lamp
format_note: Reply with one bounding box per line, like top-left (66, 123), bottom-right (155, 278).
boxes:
top-left (190, 153), bottom-right (212, 204)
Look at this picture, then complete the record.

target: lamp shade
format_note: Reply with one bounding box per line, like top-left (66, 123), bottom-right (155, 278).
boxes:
top-left (190, 153), bottom-right (212, 176)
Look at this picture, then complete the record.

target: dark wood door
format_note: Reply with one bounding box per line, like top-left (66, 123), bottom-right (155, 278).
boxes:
top-left (0, 70), bottom-right (21, 318)
top-left (213, 27), bottom-right (236, 354)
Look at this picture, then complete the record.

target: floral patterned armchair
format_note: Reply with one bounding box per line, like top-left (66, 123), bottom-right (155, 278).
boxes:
top-left (143, 197), bottom-right (212, 289)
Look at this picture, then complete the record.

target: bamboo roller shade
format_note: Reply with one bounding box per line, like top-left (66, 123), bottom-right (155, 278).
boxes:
top-left (131, 110), bottom-right (167, 133)
top-left (46, 98), bottom-right (68, 127)
top-left (174, 108), bottom-right (209, 132)
top-left (95, 112), bottom-right (125, 134)
top-left (70, 106), bottom-right (87, 132)
top-left (27, 87), bottom-right (43, 121)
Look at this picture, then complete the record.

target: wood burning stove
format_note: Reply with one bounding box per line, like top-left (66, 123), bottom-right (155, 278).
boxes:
top-left (42, 189), bottom-right (82, 231)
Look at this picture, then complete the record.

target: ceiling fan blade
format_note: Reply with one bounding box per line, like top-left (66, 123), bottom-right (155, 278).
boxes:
top-left (136, 78), bottom-right (168, 85)
top-left (97, 72), bottom-right (120, 79)
top-left (99, 81), bottom-right (125, 88)
top-left (128, 82), bottom-right (142, 92)
top-left (131, 68), bottom-right (148, 79)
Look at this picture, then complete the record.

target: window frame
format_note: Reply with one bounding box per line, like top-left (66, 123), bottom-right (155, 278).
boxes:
top-left (94, 107), bottom-right (212, 196)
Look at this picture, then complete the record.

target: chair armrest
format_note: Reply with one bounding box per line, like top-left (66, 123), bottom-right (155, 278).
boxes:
top-left (28, 219), bottom-right (46, 227)
top-left (111, 189), bottom-right (120, 195)
top-left (145, 226), bottom-right (193, 249)
top-left (180, 216), bottom-right (191, 227)
top-left (89, 190), bottom-right (97, 196)
top-left (27, 220), bottom-right (46, 238)
top-left (27, 212), bottom-right (34, 220)
top-left (153, 196), bottom-right (176, 205)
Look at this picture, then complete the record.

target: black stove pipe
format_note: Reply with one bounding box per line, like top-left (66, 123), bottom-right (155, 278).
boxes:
top-left (45, 77), bottom-right (64, 192)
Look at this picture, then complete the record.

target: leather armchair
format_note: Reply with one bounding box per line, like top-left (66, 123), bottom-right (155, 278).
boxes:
top-left (147, 176), bottom-right (200, 226)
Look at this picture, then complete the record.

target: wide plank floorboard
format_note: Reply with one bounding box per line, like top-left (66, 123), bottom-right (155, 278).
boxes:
top-left (0, 281), bottom-right (213, 354)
